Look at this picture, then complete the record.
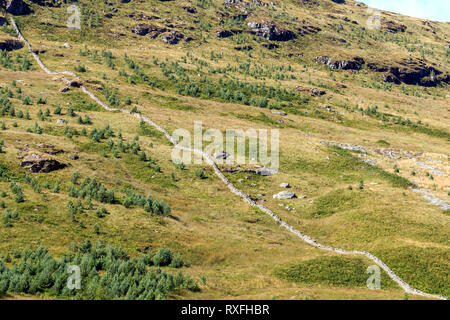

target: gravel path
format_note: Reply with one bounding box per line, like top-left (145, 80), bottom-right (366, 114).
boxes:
top-left (9, 16), bottom-right (447, 300)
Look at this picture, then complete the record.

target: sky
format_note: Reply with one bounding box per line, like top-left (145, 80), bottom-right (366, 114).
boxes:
top-left (359, 0), bottom-right (450, 22)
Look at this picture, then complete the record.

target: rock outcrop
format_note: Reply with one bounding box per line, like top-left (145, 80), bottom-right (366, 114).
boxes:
top-left (0, 39), bottom-right (23, 51)
top-left (216, 29), bottom-right (241, 38)
top-left (131, 23), bottom-right (166, 36)
top-left (20, 153), bottom-right (66, 173)
top-left (160, 31), bottom-right (184, 44)
top-left (314, 56), bottom-right (365, 70)
top-left (3, 0), bottom-right (30, 15)
top-left (247, 20), bottom-right (296, 41)
top-left (296, 20), bottom-right (322, 36)
top-left (131, 23), bottom-right (187, 44)
top-left (315, 55), bottom-right (449, 87)
top-left (383, 20), bottom-right (407, 33)
top-left (370, 58), bottom-right (449, 86)
top-left (183, 6), bottom-right (197, 14)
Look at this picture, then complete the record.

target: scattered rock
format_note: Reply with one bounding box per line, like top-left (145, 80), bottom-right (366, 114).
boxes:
top-left (412, 189), bottom-right (449, 211)
top-left (232, 13), bottom-right (248, 21)
top-left (56, 119), bottom-right (66, 124)
top-left (234, 45), bottom-right (252, 51)
top-left (60, 87), bottom-right (69, 93)
top-left (324, 141), bottom-right (367, 153)
top-left (279, 182), bottom-right (290, 188)
top-left (287, 52), bottom-right (303, 58)
top-left (262, 43), bottom-right (279, 50)
top-left (271, 110), bottom-right (287, 116)
top-left (63, 43), bottom-right (71, 48)
top-left (37, 143), bottom-right (54, 149)
top-left (321, 105), bottom-right (336, 113)
top-left (68, 155), bottom-right (79, 160)
top-left (362, 159), bottom-right (377, 166)
top-left (309, 88), bottom-right (326, 96)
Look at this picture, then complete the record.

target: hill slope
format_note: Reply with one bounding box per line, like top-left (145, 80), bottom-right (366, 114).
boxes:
top-left (0, 0), bottom-right (448, 300)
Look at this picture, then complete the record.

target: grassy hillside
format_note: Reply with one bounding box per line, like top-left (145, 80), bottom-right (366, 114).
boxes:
top-left (0, 0), bottom-right (448, 300)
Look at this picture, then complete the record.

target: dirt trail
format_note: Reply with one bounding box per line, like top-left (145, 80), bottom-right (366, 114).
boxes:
top-left (9, 16), bottom-right (447, 300)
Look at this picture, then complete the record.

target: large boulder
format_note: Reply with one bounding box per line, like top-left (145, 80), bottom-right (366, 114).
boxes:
top-left (247, 20), bottom-right (296, 41)
top-left (273, 191), bottom-right (297, 199)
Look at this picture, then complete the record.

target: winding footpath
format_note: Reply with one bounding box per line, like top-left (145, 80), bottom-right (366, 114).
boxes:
top-left (9, 16), bottom-right (447, 300)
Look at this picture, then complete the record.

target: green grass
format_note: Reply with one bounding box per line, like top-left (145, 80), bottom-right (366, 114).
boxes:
top-left (311, 188), bottom-right (362, 218)
top-left (64, 92), bottom-right (103, 112)
top-left (273, 256), bottom-right (396, 289)
top-left (377, 140), bottom-right (390, 147)
top-left (289, 147), bottom-right (415, 188)
top-left (374, 247), bottom-right (450, 297)
top-left (234, 112), bottom-right (284, 127)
